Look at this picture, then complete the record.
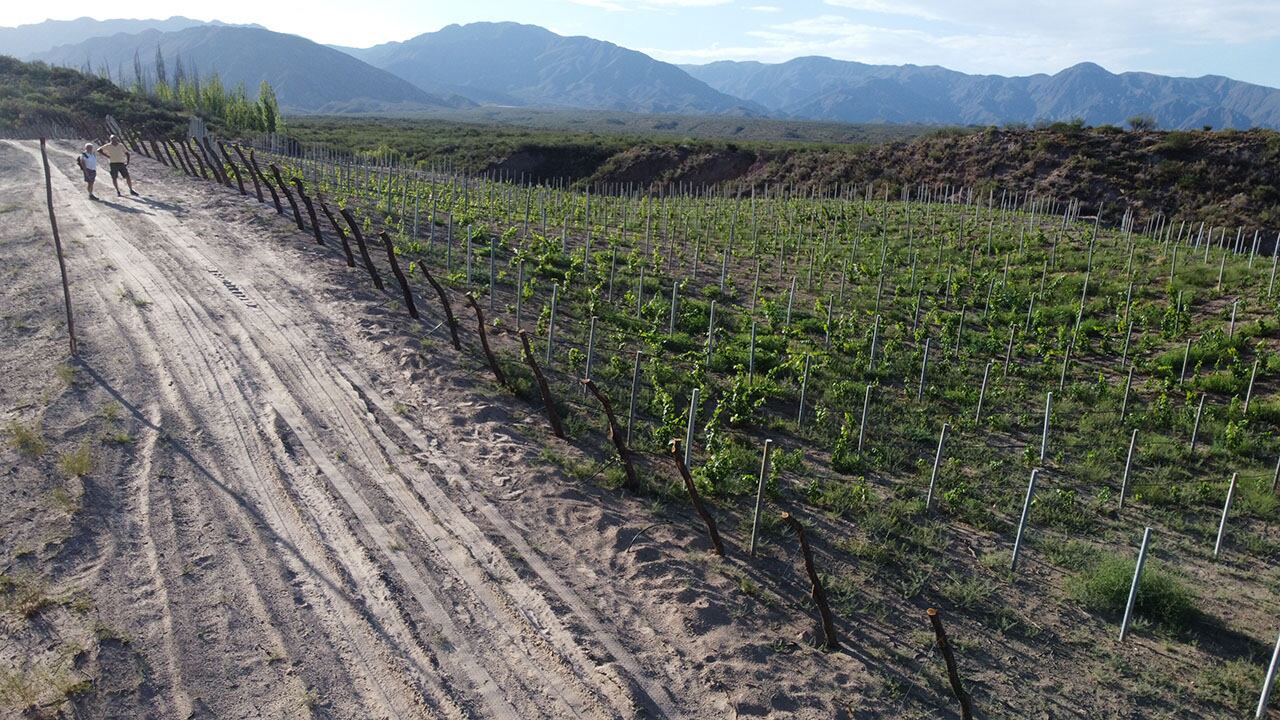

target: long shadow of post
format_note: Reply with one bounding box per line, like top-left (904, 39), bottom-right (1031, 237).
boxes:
top-left (77, 358), bottom-right (434, 681)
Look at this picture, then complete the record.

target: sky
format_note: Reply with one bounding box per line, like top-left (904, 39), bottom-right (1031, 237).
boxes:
top-left (6, 0), bottom-right (1280, 87)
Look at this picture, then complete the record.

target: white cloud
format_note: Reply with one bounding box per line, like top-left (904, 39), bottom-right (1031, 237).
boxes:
top-left (749, 5), bottom-right (782, 11)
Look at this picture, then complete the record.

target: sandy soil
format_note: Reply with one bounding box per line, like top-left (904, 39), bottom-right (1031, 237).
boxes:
top-left (0, 141), bottom-right (877, 719)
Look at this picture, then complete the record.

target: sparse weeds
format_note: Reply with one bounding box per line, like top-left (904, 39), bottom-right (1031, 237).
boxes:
top-left (56, 444), bottom-right (93, 478)
top-left (0, 572), bottom-right (56, 619)
top-left (118, 286), bottom-right (152, 309)
top-left (6, 419), bottom-right (46, 458)
top-left (1069, 553), bottom-right (1196, 631)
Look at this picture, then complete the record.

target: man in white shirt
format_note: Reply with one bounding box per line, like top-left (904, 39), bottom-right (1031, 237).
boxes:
top-left (76, 142), bottom-right (98, 201)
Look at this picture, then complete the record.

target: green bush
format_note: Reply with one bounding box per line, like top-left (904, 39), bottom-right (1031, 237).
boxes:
top-left (1069, 553), bottom-right (1196, 630)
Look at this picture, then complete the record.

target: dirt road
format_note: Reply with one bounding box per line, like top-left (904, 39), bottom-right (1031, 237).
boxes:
top-left (1, 141), bottom-right (851, 719)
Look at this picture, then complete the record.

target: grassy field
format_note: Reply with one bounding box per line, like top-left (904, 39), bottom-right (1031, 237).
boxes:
top-left (256, 143), bottom-right (1280, 717)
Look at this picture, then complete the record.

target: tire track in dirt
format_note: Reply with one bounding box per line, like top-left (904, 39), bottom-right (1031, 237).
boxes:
top-left (111, 170), bottom-right (609, 718)
top-left (10, 141), bottom-right (448, 719)
top-left (149, 184), bottom-right (686, 718)
top-left (24, 142), bottom-right (614, 712)
top-left (20, 139), bottom-right (703, 718)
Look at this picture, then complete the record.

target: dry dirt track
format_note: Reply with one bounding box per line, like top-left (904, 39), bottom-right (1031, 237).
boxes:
top-left (0, 140), bottom-right (840, 719)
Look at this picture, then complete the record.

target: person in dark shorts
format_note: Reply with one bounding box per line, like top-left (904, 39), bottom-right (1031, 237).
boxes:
top-left (76, 142), bottom-right (98, 201)
top-left (97, 134), bottom-right (137, 197)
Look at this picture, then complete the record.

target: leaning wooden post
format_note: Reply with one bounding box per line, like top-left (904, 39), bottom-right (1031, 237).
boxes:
top-left (749, 439), bottom-right (773, 557)
top-left (669, 439), bottom-right (725, 556)
top-left (1010, 468), bottom-right (1039, 572)
top-left (175, 139), bottom-right (200, 177)
top-left (419, 265), bottom-right (460, 351)
top-left (231, 144), bottom-right (263, 203)
top-left (1214, 472), bottom-right (1239, 560)
top-left (293, 178), bottom-right (325, 245)
top-left (583, 379), bottom-right (638, 491)
top-left (249, 151), bottom-right (283, 213)
top-left (782, 512), bottom-right (838, 650)
top-left (927, 608), bottom-right (974, 720)
top-left (465, 293), bottom-right (509, 390)
top-left (270, 164), bottom-right (306, 231)
top-left (372, 232), bottom-right (415, 318)
top-left (319, 201), bottom-right (355, 267)
top-left (200, 137), bottom-right (231, 186)
top-left (39, 139), bottom-right (77, 356)
top-left (520, 331), bottom-right (565, 439)
top-left (184, 139), bottom-right (210, 180)
top-left (1119, 527), bottom-right (1152, 642)
top-left (148, 139), bottom-right (168, 168)
top-left (217, 142), bottom-right (247, 195)
top-left (339, 208), bottom-right (385, 291)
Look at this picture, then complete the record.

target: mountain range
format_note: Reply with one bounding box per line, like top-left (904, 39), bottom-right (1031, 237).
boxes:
top-left (27, 26), bottom-right (468, 114)
top-left (6, 17), bottom-right (1280, 129)
top-left (682, 57), bottom-right (1280, 130)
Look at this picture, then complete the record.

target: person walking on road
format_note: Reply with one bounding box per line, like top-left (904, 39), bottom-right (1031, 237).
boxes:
top-left (76, 142), bottom-right (98, 201)
top-left (97, 134), bottom-right (138, 197)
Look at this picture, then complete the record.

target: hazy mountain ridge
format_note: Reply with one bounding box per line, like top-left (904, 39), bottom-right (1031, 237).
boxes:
top-left (7, 17), bottom-right (1279, 129)
top-left (0, 16), bottom-right (259, 59)
top-left (682, 57), bottom-right (1280, 130)
top-left (31, 25), bottom-right (470, 113)
top-left (347, 22), bottom-right (763, 116)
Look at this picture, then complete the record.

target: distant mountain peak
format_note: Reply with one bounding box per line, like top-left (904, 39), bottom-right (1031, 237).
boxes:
top-left (348, 20), bottom-right (762, 116)
top-left (684, 56), bottom-right (1280, 130)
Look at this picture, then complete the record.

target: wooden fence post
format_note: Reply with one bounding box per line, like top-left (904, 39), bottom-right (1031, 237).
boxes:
top-left (270, 164), bottom-right (305, 231)
top-left (927, 608), bottom-right (974, 720)
top-left (230, 144), bottom-right (263, 203)
top-left (293, 178), bottom-right (324, 245)
top-left (669, 439), bottom-right (725, 556)
top-left (378, 232), bottom-right (418, 319)
top-left (583, 378), bottom-right (638, 491)
top-left (39, 139), bottom-right (76, 356)
top-left (520, 330), bottom-right (565, 439)
top-left (199, 137), bottom-right (231, 186)
top-left (248, 151), bottom-right (283, 213)
top-left (339, 207), bottom-right (385, 291)
top-left (319, 200), bottom-right (355, 267)
top-left (465, 293), bottom-right (509, 390)
top-left (782, 512), bottom-right (838, 650)
top-left (217, 142), bottom-right (247, 196)
top-left (419, 264), bottom-right (460, 350)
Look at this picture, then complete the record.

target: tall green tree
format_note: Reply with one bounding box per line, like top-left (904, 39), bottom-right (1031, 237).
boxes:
top-left (258, 80), bottom-right (280, 133)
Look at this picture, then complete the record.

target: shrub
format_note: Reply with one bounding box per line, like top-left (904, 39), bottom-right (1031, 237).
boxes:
top-left (5, 421), bottom-right (45, 458)
top-left (1069, 553), bottom-right (1196, 630)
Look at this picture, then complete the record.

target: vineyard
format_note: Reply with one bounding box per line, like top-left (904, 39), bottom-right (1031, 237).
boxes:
top-left (58, 128), bottom-right (1280, 717)
top-left (215, 133), bottom-right (1280, 712)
